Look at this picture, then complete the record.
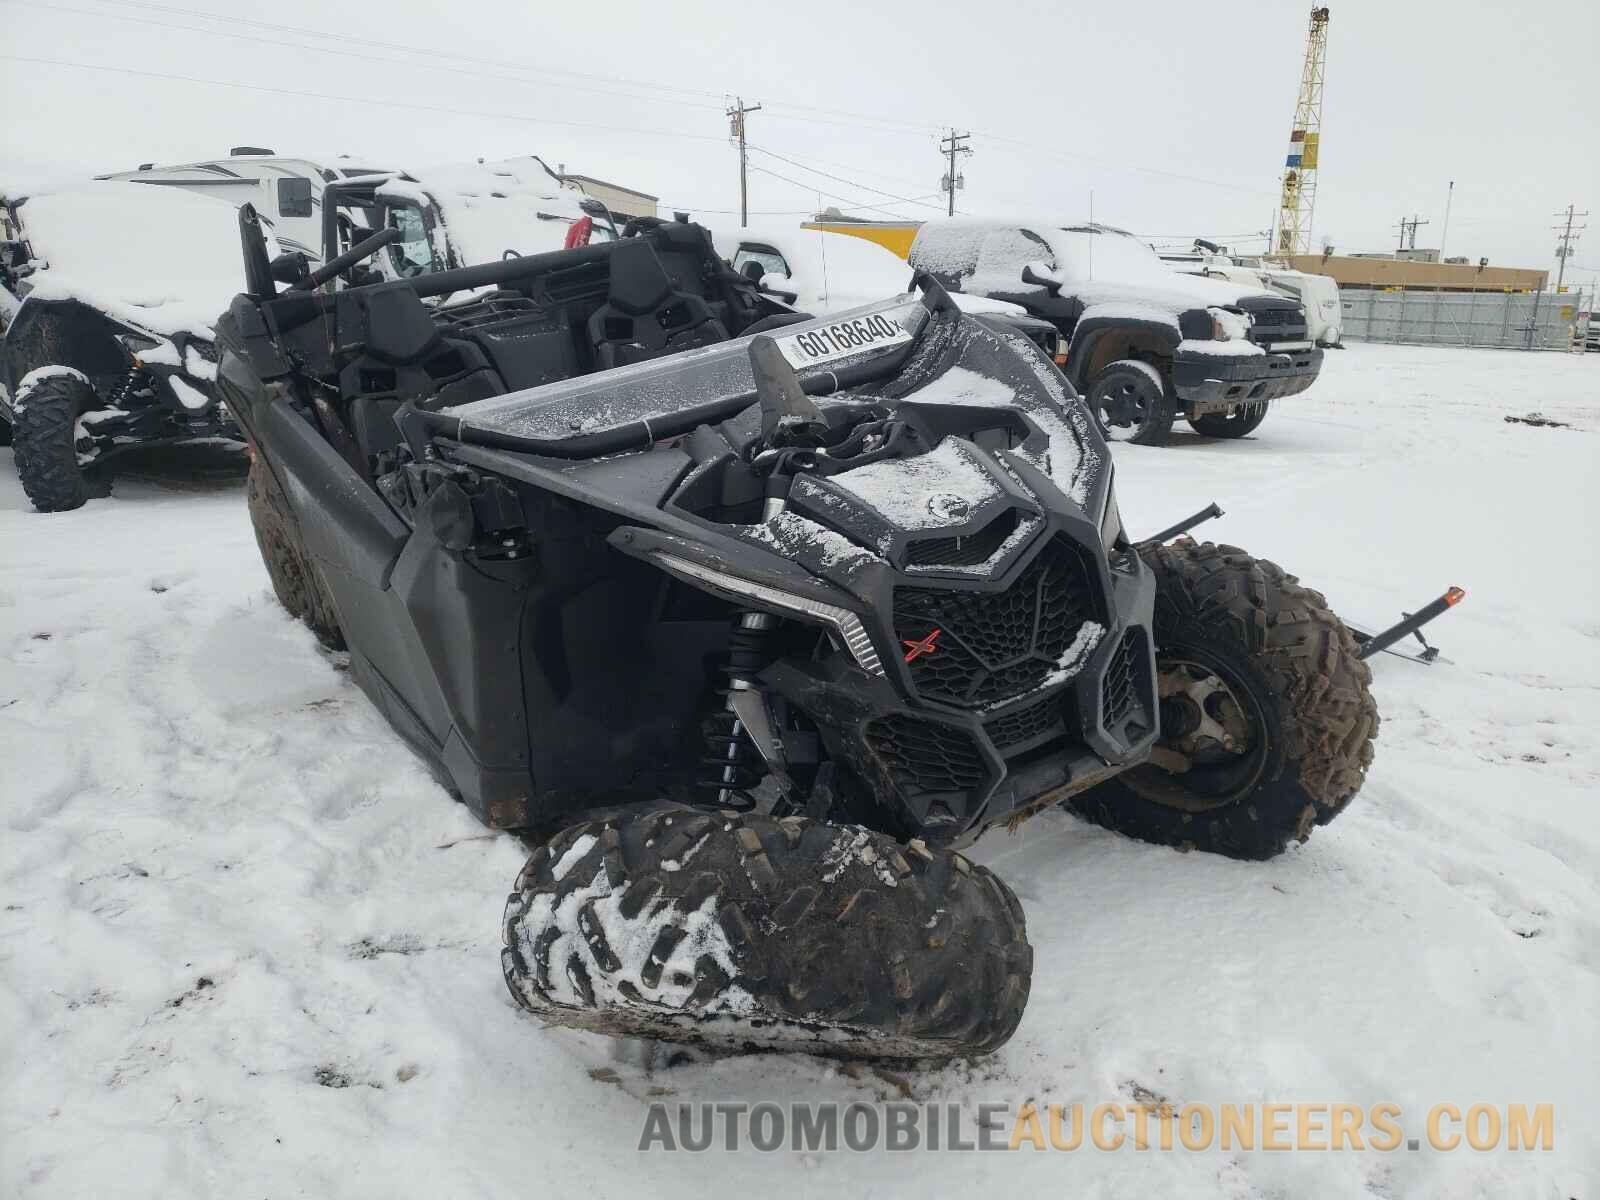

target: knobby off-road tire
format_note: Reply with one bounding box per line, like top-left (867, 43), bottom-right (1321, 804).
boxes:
top-left (1086, 359), bottom-right (1176, 446)
top-left (1072, 540), bottom-right (1378, 860)
top-left (245, 451), bottom-right (345, 651)
top-left (1188, 401), bottom-right (1269, 439)
top-left (502, 808), bottom-right (1033, 1060)
top-left (12, 371), bottom-right (98, 512)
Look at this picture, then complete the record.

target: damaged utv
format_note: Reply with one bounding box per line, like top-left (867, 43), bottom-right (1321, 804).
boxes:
top-left (217, 205), bottom-right (1377, 1059)
top-left (1, 183), bottom-right (246, 511)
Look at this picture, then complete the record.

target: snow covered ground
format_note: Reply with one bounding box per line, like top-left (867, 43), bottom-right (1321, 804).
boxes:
top-left (2, 343), bottom-right (1597, 1199)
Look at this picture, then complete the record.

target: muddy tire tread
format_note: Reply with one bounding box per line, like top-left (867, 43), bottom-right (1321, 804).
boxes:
top-left (1071, 539), bottom-right (1378, 859)
top-left (502, 809), bottom-right (1032, 1060)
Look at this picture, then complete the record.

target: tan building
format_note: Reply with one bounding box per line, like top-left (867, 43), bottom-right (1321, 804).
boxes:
top-left (1283, 253), bottom-right (1547, 293)
top-left (560, 174), bottom-right (658, 224)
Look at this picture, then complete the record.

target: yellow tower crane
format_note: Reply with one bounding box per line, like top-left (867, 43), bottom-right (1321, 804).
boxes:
top-left (1274, 7), bottom-right (1331, 257)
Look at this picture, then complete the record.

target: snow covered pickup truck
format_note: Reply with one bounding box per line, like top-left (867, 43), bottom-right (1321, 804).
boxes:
top-left (909, 220), bottom-right (1323, 444)
top-left (1, 182), bottom-right (247, 511)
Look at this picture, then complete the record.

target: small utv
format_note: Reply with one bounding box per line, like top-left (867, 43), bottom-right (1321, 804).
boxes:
top-left (1, 184), bottom-right (248, 511)
top-left (216, 207), bottom-right (1378, 1059)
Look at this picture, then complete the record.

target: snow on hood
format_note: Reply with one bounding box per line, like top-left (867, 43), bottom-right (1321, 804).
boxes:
top-left (824, 435), bottom-right (1003, 533)
top-left (11, 182), bottom-right (263, 337)
top-left (398, 158), bottom-right (599, 267)
top-left (910, 218), bottom-right (1284, 312)
top-left (711, 225), bottom-right (912, 315)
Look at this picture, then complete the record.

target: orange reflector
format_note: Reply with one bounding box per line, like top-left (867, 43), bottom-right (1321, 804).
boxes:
top-left (1053, 352), bottom-right (1069, 367)
top-left (1445, 586), bottom-right (1465, 606)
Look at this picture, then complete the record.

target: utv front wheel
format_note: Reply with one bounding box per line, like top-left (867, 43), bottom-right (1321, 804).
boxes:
top-left (246, 451), bottom-right (345, 650)
top-left (503, 809), bottom-right (1032, 1060)
top-left (1188, 401), bottom-right (1269, 439)
top-left (1071, 540), bottom-right (1377, 860)
top-left (1086, 359), bottom-right (1175, 446)
top-left (12, 370), bottom-right (100, 512)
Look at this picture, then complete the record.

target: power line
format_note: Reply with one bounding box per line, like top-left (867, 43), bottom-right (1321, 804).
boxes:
top-left (1552, 204), bottom-right (1588, 294)
top-left (939, 130), bottom-right (971, 217)
top-left (6, 0), bottom-right (945, 139)
top-left (746, 165), bottom-right (938, 220)
top-left (978, 133), bottom-right (1277, 199)
top-left (13, 0), bottom-right (731, 102)
top-left (726, 97), bottom-right (761, 228)
top-left (747, 146), bottom-right (944, 211)
top-left (1396, 214), bottom-right (1430, 252)
top-left (4, 0), bottom-right (732, 116)
top-left (0, 54), bottom-right (730, 142)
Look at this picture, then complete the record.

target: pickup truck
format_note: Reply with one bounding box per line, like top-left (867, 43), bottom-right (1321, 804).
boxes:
top-left (908, 219), bottom-right (1323, 444)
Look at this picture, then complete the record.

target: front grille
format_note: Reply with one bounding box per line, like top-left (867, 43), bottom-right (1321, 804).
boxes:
top-left (895, 536), bottom-right (1098, 708)
top-left (864, 715), bottom-right (988, 798)
top-left (1101, 629), bottom-right (1144, 727)
top-left (984, 692), bottom-right (1065, 751)
top-left (1245, 305), bottom-right (1308, 345)
top-left (905, 509), bottom-right (1024, 568)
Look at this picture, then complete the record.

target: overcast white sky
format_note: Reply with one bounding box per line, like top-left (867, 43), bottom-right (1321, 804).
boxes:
top-left (2, 0), bottom-right (1595, 290)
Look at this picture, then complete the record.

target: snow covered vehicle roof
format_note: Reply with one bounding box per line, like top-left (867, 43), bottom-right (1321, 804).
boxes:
top-left (3, 181), bottom-right (266, 337)
top-left (910, 219), bottom-right (1285, 312)
top-left (712, 225), bottom-right (1028, 320)
top-left (378, 158), bottom-right (614, 268)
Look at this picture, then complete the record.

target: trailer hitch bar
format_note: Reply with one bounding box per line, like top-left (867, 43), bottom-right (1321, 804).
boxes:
top-left (1352, 587), bottom-right (1466, 662)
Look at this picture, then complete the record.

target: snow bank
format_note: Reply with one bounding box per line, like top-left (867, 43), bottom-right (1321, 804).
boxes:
top-left (12, 182), bottom-right (258, 336)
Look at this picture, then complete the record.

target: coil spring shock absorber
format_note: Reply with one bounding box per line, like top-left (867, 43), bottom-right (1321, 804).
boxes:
top-left (106, 364), bottom-right (151, 408)
top-left (698, 611), bottom-right (777, 810)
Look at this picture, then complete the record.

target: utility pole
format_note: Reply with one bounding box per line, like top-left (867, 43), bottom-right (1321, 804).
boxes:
top-left (1439, 181), bottom-right (1454, 259)
top-left (939, 130), bottom-right (971, 217)
top-left (1552, 204), bottom-right (1588, 295)
top-left (1396, 214), bottom-right (1430, 253)
top-left (726, 97), bottom-right (761, 228)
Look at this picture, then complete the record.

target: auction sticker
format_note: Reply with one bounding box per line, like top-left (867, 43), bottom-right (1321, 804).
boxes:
top-left (774, 314), bottom-right (912, 368)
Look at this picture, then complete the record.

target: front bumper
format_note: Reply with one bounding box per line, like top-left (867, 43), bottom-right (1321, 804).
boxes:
top-left (1172, 345), bottom-right (1324, 414)
top-left (762, 531), bottom-right (1159, 847)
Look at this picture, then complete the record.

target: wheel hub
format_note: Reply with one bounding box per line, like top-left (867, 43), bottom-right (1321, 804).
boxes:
top-left (1156, 659), bottom-right (1254, 760)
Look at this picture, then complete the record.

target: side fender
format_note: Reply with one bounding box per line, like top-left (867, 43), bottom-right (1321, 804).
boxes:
top-left (1065, 314), bottom-right (1183, 391)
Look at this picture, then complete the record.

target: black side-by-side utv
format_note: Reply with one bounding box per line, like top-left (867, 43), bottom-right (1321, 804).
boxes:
top-left (216, 206), bottom-right (1378, 1059)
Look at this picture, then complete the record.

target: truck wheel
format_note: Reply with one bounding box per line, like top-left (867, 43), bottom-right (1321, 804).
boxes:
top-left (1071, 540), bottom-right (1377, 860)
top-left (12, 369), bottom-right (100, 512)
top-left (503, 808), bottom-right (1032, 1060)
top-left (1189, 402), bottom-right (1268, 438)
top-left (1086, 359), bottom-right (1175, 445)
top-left (246, 451), bottom-right (345, 650)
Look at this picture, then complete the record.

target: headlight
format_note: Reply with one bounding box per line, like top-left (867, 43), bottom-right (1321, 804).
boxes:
top-left (114, 331), bottom-right (160, 355)
top-left (650, 551), bottom-right (884, 676)
top-left (1099, 492), bottom-right (1126, 551)
top-left (1208, 307), bottom-right (1251, 342)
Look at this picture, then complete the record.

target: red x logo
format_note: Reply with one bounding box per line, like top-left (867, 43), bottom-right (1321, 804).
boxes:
top-left (902, 628), bottom-right (942, 663)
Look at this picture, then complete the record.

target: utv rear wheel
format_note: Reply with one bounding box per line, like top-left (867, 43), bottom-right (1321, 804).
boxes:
top-left (246, 451), bottom-right (345, 650)
top-left (1188, 401), bottom-right (1269, 438)
top-left (12, 371), bottom-right (99, 512)
top-left (503, 808), bottom-right (1032, 1060)
top-left (1087, 359), bottom-right (1175, 446)
top-left (1071, 540), bottom-right (1377, 860)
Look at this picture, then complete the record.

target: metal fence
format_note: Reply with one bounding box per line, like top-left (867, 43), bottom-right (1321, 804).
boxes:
top-left (1340, 289), bottom-right (1587, 350)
